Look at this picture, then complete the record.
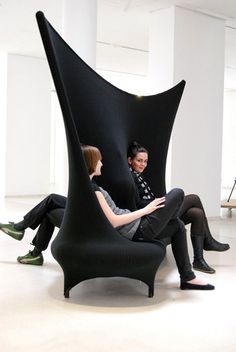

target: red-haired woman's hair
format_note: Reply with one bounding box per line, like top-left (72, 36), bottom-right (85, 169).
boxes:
top-left (81, 145), bottom-right (102, 175)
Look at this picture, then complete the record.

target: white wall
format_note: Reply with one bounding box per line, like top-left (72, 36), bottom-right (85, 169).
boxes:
top-left (222, 90), bottom-right (236, 189)
top-left (0, 52), bottom-right (7, 201)
top-left (148, 7), bottom-right (225, 216)
top-left (50, 91), bottom-right (68, 196)
top-left (222, 27), bottom-right (236, 194)
top-left (62, 0), bottom-right (97, 68)
top-left (6, 54), bottom-right (51, 195)
top-left (171, 7), bottom-right (225, 217)
top-left (97, 69), bottom-right (149, 95)
top-left (148, 7), bottom-right (175, 93)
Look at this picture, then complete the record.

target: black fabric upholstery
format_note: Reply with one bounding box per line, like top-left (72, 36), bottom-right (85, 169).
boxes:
top-left (36, 11), bottom-right (185, 298)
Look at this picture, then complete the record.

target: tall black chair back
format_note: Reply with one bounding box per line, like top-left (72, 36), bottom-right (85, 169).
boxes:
top-left (36, 11), bottom-right (185, 298)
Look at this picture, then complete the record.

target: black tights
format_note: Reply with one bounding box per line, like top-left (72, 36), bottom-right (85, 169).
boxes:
top-left (179, 194), bottom-right (211, 237)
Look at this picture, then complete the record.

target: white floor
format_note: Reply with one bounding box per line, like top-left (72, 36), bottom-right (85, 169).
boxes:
top-left (0, 197), bottom-right (235, 352)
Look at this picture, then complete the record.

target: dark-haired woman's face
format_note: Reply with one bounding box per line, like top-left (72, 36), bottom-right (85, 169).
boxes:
top-left (128, 152), bottom-right (148, 173)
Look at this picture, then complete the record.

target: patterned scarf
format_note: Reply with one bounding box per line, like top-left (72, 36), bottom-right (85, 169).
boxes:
top-left (130, 167), bottom-right (155, 200)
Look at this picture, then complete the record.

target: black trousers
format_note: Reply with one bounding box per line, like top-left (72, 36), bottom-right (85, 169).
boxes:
top-left (133, 188), bottom-right (195, 282)
top-left (21, 194), bottom-right (66, 252)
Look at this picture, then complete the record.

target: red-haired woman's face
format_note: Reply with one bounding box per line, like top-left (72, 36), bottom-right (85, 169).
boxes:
top-left (94, 159), bottom-right (103, 176)
top-left (128, 152), bottom-right (148, 173)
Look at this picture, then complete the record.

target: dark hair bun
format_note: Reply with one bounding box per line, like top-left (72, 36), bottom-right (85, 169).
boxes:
top-left (127, 141), bottom-right (148, 158)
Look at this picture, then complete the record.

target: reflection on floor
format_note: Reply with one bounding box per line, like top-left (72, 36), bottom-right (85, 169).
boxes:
top-left (0, 197), bottom-right (235, 352)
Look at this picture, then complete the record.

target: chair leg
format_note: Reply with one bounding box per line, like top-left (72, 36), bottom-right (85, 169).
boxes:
top-left (64, 288), bottom-right (70, 298)
top-left (148, 285), bottom-right (154, 298)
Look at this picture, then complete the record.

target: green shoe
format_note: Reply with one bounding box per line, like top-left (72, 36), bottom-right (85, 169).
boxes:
top-left (0, 222), bottom-right (25, 240)
top-left (17, 251), bottom-right (44, 265)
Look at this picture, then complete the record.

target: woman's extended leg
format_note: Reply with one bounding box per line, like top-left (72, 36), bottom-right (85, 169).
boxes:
top-left (16, 193), bottom-right (66, 230)
top-left (179, 194), bottom-right (229, 273)
top-left (180, 205), bottom-right (215, 274)
top-left (179, 194), bottom-right (229, 252)
top-left (17, 208), bottom-right (64, 265)
top-left (135, 216), bottom-right (214, 290)
top-left (157, 219), bottom-right (195, 283)
top-left (0, 194), bottom-right (66, 241)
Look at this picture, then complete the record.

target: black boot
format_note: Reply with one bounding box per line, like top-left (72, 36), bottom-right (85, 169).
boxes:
top-left (191, 235), bottom-right (215, 274)
top-left (204, 232), bottom-right (230, 252)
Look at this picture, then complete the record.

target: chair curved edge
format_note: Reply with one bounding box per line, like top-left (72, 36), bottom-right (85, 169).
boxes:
top-left (51, 240), bottom-right (166, 298)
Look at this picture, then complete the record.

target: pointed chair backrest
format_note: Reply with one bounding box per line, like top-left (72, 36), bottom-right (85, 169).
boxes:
top-left (36, 11), bottom-right (185, 214)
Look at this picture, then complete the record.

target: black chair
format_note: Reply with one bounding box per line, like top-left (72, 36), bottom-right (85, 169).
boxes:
top-left (36, 11), bottom-right (185, 298)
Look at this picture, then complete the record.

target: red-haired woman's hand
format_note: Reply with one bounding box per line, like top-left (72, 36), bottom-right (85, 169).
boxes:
top-left (143, 197), bottom-right (165, 215)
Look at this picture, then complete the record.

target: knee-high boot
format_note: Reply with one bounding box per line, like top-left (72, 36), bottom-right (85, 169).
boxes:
top-left (191, 235), bottom-right (215, 274)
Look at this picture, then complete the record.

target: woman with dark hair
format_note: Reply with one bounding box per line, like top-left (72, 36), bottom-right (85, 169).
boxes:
top-left (127, 141), bottom-right (230, 274)
top-left (0, 145), bottom-right (214, 290)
